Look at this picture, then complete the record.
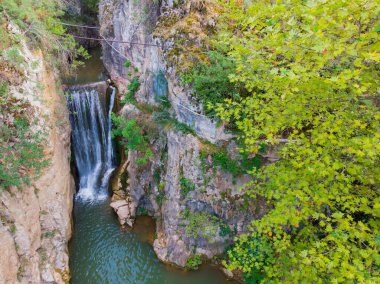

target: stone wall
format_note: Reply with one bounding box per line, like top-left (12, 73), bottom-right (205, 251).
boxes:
top-left (0, 38), bottom-right (74, 283)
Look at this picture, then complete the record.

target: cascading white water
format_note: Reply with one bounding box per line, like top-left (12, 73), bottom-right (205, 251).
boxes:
top-left (67, 86), bottom-right (116, 201)
top-left (101, 86), bottom-right (116, 189)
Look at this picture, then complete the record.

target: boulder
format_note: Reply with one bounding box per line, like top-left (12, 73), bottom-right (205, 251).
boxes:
top-left (110, 200), bottom-right (134, 227)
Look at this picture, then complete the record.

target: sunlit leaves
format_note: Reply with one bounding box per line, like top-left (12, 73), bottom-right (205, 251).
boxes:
top-left (217, 0), bottom-right (380, 282)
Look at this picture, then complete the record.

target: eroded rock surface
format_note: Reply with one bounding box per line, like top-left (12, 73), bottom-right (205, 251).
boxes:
top-left (0, 39), bottom-right (74, 283)
top-left (99, 0), bottom-right (266, 269)
top-left (110, 199), bottom-right (133, 227)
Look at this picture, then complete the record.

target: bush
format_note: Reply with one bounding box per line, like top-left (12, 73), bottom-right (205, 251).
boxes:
top-left (157, 96), bottom-right (171, 109)
top-left (121, 77), bottom-right (140, 105)
top-left (182, 51), bottom-right (244, 117)
top-left (200, 146), bottom-right (261, 179)
top-left (179, 176), bottom-right (195, 199)
top-left (0, 82), bottom-right (48, 190)
top-left (186, 255), bottom-right (202, 270)
top-left (219, 223), bottom-right (232, 237)
top-left (180, 209), bottom-right (220, 242)
top-left (0, 0), bottom-right (89, 74)
top-left (3, 47), bottom-right (25, 71)
top-left (111, 115), bottom-right (152, 166)
top-left (153, 110), bottom-right (172, 125)
top-left (172, 120), bottom-right (195, 135)
top-left (225, 233), bottom-right (273, 280)
top-left (211, 151), bottom-right (240, 177)
top-left (124, 60), bottom-right (132, 68)
top-left (155, 184), bottom-right (166, 206)
top-left (82, 0), bottom-right (99, 14)
top-left (136, 207), bottom-right (148, 216)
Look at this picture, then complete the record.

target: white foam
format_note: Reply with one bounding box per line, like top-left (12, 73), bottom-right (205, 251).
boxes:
top-left (68, 86), bottom-right (117, 204)
top-left (76, 186), bottom-right (108, 203)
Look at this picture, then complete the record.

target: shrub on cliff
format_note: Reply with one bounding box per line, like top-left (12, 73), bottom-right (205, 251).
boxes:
top-left (0, 0), bottom-right (89, 74)
top-left (181, 51), bottom-right (243, 117)
top-left (185, 255), bottom-right (202, 270)
top-left (0, 82), bottom-right (48, 190)
top-left (111, 115), bottom-right (153, 166)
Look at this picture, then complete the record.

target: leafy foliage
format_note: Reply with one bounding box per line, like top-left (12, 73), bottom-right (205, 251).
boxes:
top-left (124, 60), bottom-right (132, 68)
top-left (200, 147), bottom-right (261, 179)
top-left (82, 0), bottom-right (100, 15)
top-left (0, 82), bottom-right (48, 189)
top-left (182, 51), bottom-right (243, 116)
top-left (180, 209), bottom-right (223, 242)
top-left (121, 77), bottom-right (140, 105)
top-left (186, 255), bottom-right (202, 270)
top-left (214, 0), bottom-right (380, 283)
top-left (111, 115), bottom-right (153, 166)
top-left (225, 233), bottom-right (273, 283)
top-left (137, 206), bottom-right (148, 216)
top-left (211, 150), bottom-right (240, 177)
top-left (180, 176), bottom-right (196, 199)
top-left (219, 223), bottom-right (232, 237)
top-left (0, 0), bottom-right (89, 74)
top-left (156, 182), bottom-right (166, 206)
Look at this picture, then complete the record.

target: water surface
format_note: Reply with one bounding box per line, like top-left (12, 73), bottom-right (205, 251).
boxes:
top-left (69, 200), bottom-right (236, 284)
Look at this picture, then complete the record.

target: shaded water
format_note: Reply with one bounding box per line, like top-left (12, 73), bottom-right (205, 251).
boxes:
top-left (67, 48), bottom-right (237, 284)
top-left (69, 201), bottom-right (236, 284)
top-left (64, 48), bottom-right (107, 85)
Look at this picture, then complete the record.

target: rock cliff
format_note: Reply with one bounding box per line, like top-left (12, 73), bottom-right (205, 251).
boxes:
top-left (0, 37), bottom-right (74, 283)
top-left (99, 0), bottom-right (265, 268)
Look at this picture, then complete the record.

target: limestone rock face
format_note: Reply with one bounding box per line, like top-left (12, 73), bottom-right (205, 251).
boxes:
top-left (0, 228), bottom-right (19, 283)
top-left (99, 0), bottom-right (266, 269)
top-left (110, 200), bottom-right (133, 227)
top-left (151, 131), bottom-right (265, 266)
top-left (99, 0), bottom-right (162, 98)
top-left (0, 39), bottom-right (74, 283)
top-left (99, 0), bottom-right (232, 143)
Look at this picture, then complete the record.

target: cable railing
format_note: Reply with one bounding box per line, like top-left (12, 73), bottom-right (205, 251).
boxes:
top-left (62, 22), bottom-right (221, 137)
top-left (60, 22), bottom-right (159, 47)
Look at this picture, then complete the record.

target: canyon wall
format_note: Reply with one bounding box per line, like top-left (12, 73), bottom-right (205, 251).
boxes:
top-left (0, 36), bottom-right (74, 283)
top-left (99, 0), bottom-right (265, 269)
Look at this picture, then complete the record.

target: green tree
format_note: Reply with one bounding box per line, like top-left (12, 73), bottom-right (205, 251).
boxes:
top-left (215, 0), bottom-right (380, 283)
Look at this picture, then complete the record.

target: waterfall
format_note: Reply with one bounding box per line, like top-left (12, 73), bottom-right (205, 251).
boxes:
top-left (67, 86), bottom-right (116, 202)
top-left (101, 86), bottom-right (116, 189)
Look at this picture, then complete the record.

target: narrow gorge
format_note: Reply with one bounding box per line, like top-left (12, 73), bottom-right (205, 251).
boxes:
top-left (65, 46), bottom-right (238, 283)
top-left (1, 1), bottom-right (378, 283)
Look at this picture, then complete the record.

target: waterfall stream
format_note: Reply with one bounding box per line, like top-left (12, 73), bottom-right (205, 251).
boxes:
top-left (67, 86), bottom-right (116, 201)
